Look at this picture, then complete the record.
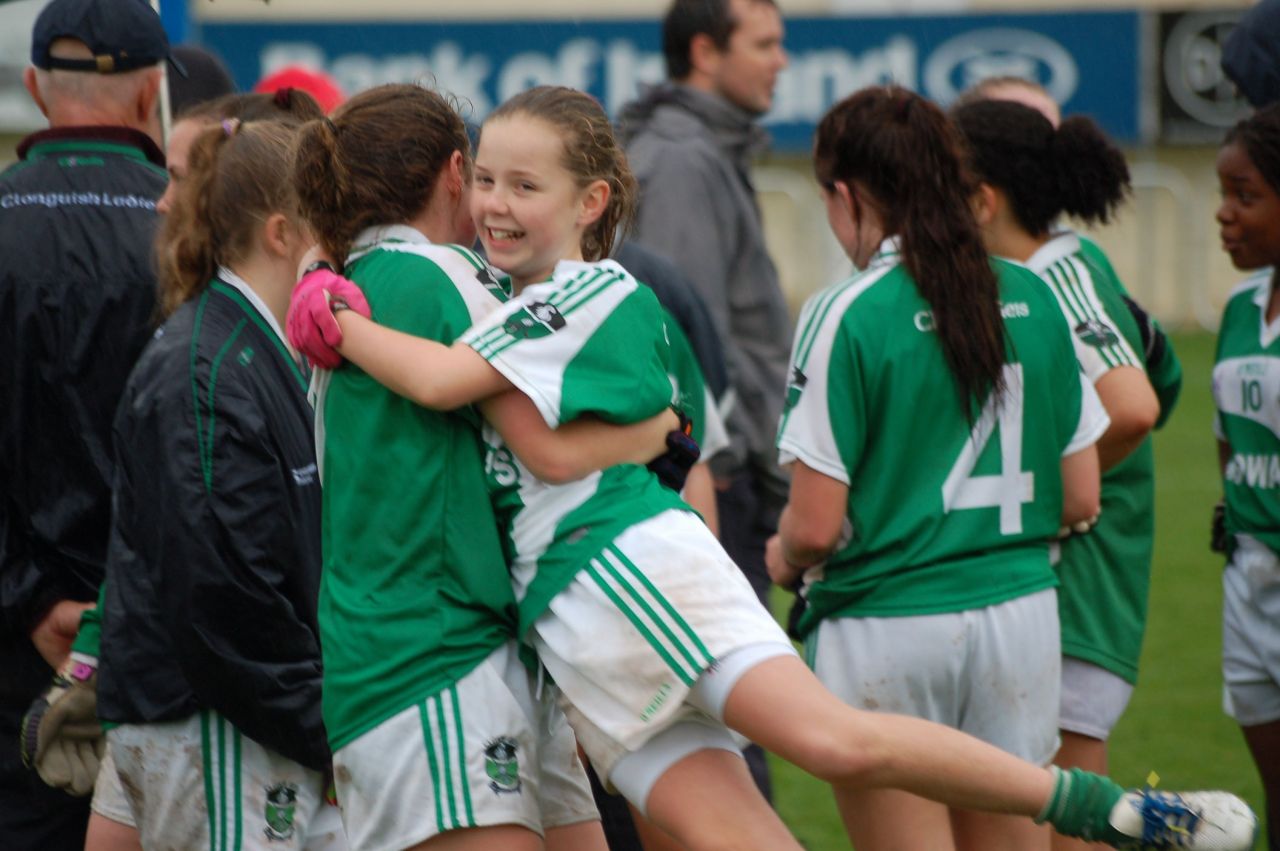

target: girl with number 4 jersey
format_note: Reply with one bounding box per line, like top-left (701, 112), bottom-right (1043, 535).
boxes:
top-left (770, 89), bottom-right (1108, 851)
top-left (1213, 102), bottom-right (1280, 851)
top-left (290, 85), bottom-right (1259, 851)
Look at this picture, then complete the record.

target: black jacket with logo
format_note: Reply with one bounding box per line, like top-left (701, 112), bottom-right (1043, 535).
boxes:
top-left (0, 127), bottom-right (165, 773)
top-left (97, 278), bottom-right (329, 772)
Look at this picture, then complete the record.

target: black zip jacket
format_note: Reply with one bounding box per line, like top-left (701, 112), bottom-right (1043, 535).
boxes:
top-left (0, 127), bottom-right (164, 773)
top-left (98, 277), bottom-right (329, 772)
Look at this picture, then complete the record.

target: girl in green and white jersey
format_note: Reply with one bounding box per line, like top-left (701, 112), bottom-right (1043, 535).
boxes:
top-left (954, 99), bottom-right (1183, 851)
top-left (1212, 102), bottom-right (1280, 851)
top-left (288, 83), bottom-right (685, 851)
top-left (770, 88), bottom-right (1107, 851)
top-left (292, 85), bottom-right (1258, 851)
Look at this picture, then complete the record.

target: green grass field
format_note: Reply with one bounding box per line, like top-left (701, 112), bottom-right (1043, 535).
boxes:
top-left (767, 331), bottom-right (1268, 850)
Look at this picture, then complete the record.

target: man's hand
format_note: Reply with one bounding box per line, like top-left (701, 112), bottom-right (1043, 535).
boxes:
top-left (30, 600), bottom-right (93, 670)
top-left (286, 267), bottom-right (371, 369)
top-left (20, 653), bottom-right (103, 797)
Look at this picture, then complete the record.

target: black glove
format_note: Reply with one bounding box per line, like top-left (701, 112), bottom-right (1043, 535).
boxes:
top-left (1211, 501), bottom-right (1228, 554)
top-left (647, 409), bottom-right (700, 492)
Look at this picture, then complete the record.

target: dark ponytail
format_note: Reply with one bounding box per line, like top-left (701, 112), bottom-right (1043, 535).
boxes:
top-left (952, 99), bottom-right (1129, 236)
top-left (292, 83), bottom-right (470, 265)
top-left (814, 85), bottom-right (1006, 411)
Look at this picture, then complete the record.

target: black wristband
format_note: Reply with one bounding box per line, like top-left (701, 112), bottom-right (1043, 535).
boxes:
top-left (304, 259), bottom-right (337, 276)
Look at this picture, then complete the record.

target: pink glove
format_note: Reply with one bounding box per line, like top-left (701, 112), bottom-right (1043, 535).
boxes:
top-left (286, 268), bottom-right (371, 369)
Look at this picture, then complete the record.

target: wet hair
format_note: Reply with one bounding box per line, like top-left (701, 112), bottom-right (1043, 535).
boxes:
top-left (156, 120), bottom-right (301, 316)
top-left (1223, 102), bottom-right (1280, 196)
top-left (292, 83), bottom-right (469, 264)
top-left (662, 0), bottom-right (778, 80)
top-left (813, 85), bottom-right (1006, 411)
top-left (176, 88), bottom-right (324, 126)
top-left (486, 86), bottom-right (635, 262)
top-left (952, 99), bottom-right (1130, 237)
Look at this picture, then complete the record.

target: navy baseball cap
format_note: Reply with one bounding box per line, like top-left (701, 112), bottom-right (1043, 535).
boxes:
top-left (31, 0), bottom-right (185, 75)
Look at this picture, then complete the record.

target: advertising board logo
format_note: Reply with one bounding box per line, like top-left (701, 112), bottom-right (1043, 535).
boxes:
top-left (1161, 11), bottom-right (1250, 128)
top-left (923, 28), bottom-right (1078, 105)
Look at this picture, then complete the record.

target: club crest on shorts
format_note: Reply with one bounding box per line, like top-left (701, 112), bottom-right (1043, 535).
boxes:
top-left (1074, 319), bottom-right (1119, 348)
top-left (484, 737), bottom-right (521, 794)
top-left (503, 301), bottom-right (566, 339)
top-left (263, 782), bottom-right (298, 841)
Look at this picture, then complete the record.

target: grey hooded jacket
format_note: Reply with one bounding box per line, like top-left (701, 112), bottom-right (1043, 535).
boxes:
top-left (619, 83), bottom-right (791, 503)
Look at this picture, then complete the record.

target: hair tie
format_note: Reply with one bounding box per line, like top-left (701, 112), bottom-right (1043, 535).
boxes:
top-left (273, 87), bottom-right (293, 109)
top-left (895, 95), bottom-right (912, 121)
top-left (221, 118), bottom-right (241, 137)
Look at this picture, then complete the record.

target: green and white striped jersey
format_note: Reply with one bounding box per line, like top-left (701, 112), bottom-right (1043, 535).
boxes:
top-left (313, 225), bottom-right (518, 750)
top-left (777, 239), bottom-right (1108, 637)
top-left (1214, 269), bottom-right (1280, 554)
top-left (461, 259), bottom-right (689, 633)
top-left (1028, 231), bottom-right (1167, 683)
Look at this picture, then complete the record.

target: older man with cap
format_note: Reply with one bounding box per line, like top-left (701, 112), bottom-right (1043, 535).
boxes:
top-left (0, 0), bottom-right (174, 847)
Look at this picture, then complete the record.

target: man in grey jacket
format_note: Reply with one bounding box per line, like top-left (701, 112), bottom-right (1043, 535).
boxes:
top-left (619, 0), bottom-right (789, 604)
top-left (618, 0), bottom-right (789, 803)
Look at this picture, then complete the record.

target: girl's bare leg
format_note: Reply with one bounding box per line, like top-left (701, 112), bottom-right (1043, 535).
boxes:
top-left (84, 813), bottom-right (142, 851)
top-left (952, 807), bottom-right (1051, 851)
top-left (409, 824), bottom-right (542, 851)
top-left (642, 748), bottom-right (801, 851)
top-left (545, 819), bottom-right (609, 851)
top-left (720, 655), bottom-right (1054, 816)
top-left (1050, 731), bottom-right (1110, 851)
top-left (834, 787), bottom-right (955, 851)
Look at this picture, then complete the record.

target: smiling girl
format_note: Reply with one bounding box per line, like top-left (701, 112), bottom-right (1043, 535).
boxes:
top-left (1212, 102), bottom-right (1280, 851)
top-left (291, 85), bottom-right (1258, 851)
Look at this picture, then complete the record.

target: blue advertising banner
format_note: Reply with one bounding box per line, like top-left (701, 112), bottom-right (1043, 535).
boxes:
top-left (202, 11), bottom-right (1142, 149)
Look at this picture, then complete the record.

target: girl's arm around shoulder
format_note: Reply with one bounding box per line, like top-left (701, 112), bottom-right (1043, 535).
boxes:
top-left (335, 311), bottom-right (510, 410)
top-left (479, 391), bottom-right (677, 484)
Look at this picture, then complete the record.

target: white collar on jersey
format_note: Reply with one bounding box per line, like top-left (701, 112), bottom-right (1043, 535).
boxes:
top-left (350, 223), bottom-right (432, 254)
top-left (551, 257), bottom-right (627, 281)
top-left (216, 265), bottom-right (287, 348)
top-left (1250, 271), bottom-right (1280, 348)
top-left (865, 236), bottom-right (902, 270)
top-left (1024, 230), bottom-right (1081, 274)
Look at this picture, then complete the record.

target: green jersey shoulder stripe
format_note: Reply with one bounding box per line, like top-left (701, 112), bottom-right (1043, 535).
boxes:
top-left (778, 264), bottom-right (893, 441)
top-left (465, 268), bottom-right (631, 360)
top-left (791, 262), bottom-right (895, 373)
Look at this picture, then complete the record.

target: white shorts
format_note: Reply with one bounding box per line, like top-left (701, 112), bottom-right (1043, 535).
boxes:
top-left (811, 588), bottom-right (1061, 765)
top-left (90, 740), bottom-right (135, 827)
top-left (92, 737), bottom-right (347, 848)
top-left (1059, 656), bottom-right (1135, 740)
top-left (1222, 537), bottom-right (1280, 726)
top-left (531, 509), bottom-right (794, 781)
top-left (333, 641), bottom-right (597, 851)
top-left (107, 712), bottom-right (328, 850)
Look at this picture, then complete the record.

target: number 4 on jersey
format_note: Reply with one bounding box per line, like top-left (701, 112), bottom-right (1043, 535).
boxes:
top-left (941, 364), bottom-right (1033, 535)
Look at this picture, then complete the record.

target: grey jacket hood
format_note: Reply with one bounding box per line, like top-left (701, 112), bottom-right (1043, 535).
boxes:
top-left (617, 82), bottom-right (770, 165)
